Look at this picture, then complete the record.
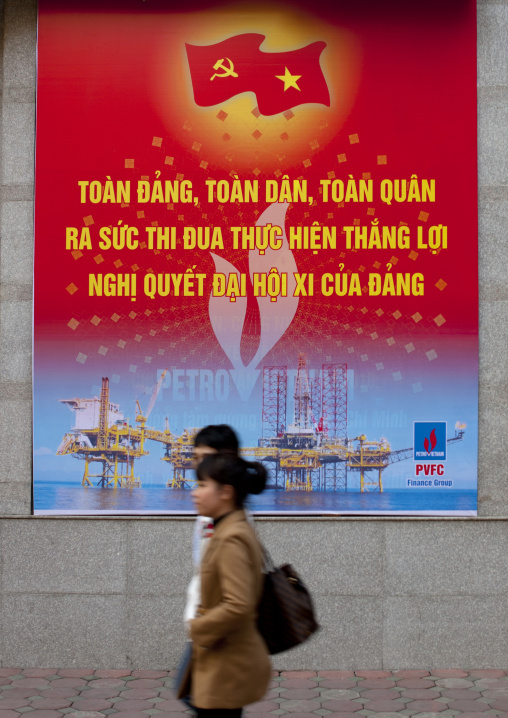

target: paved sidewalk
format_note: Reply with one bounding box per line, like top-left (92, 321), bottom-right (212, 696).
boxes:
top-left (1, 669), bottom-right (507, 717)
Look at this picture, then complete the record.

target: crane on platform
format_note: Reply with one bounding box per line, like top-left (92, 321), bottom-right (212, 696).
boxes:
top-left (135, 370), bottom-right (168, 427)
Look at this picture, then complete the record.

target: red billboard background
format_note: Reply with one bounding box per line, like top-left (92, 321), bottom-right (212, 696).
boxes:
top-left (34, 0), bottom-right (478, 515)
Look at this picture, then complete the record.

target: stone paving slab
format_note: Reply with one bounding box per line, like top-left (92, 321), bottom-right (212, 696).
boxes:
top-left (0, 670), bottom-right (507, 716)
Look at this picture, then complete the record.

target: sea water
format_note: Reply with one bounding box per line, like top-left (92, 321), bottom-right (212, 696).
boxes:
top-left (34, 480), bottom-right (477, 515)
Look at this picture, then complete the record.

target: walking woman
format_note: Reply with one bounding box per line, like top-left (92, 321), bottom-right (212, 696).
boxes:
top-left (188, 453), bottom-right (271, 716)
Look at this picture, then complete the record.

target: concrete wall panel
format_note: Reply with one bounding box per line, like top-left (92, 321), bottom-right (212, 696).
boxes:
top-left (257, 520), bottom-right (385, 597)
top-left (477, 5), bottom-right (508, 87)
top-left (478, 301), bottom-right (508, 386)
top-left (2, 0), bottom-right (37, 90)
top-left (477, 383), bottom-right (508, 516)
top-left (0, 300), bottom-right (32, 382)
top-left (478, 91), bottom-right (508, 186)
top-left (0, 396), bottom-right (32, 484)
top-left (2, 520), bottom-right (128, 594)
top-left (384, 595), bottom-right (508, 669)
top-left (479, 189), bottom-right (508, 301)
top-left (126, 596), bottom-right (187, 669)
top-left (1, 102), bottom-right (35, 187)
top-left (0, 200), bottom-right (34, 285)
top-left (127, 521), bottom-right (193, 597)
top-left (0, 482), bottom-right (31, 515)
top-left (1, 593), bottom-right (127, 668)
top-left (385, 521), bottom-right (508, 595)
top-left (271, 595), bottom-right (385, 671)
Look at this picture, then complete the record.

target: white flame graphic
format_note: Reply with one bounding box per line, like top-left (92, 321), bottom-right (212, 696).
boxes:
top-left (208, 202), bottom-right (299, 400)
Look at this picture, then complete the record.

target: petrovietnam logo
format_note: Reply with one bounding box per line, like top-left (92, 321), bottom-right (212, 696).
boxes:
top-left (414, 422), bottom-right (447, 461)
top-left (424, 429), bottom-right (437, 454)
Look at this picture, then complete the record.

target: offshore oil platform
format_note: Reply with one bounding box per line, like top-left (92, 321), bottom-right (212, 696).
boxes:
top-left (240, 355), bottom-right (464, 492)
top-left (57, 353), bottom-right (466, 492)
top-left (57, 372), bottom-right (170, 487)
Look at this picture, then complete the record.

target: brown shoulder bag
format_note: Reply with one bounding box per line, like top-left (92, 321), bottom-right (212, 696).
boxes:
top-left (257, 546), bottom-right (319, 655)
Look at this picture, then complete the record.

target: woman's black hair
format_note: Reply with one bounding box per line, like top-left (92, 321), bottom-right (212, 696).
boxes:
top-left (196, 454), bottom-right (267, 508)
top-left (194, 424), bottom-right (239, 455)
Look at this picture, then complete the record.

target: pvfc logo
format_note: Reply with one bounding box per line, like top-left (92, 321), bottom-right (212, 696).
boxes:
top-left (414, 422), bottom-right (446, 461)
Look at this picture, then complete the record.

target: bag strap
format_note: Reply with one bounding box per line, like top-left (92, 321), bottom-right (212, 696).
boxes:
top-left (260, 542), bottom-right (276, 572)
top-left (253, 520), bottom-right (276, 572)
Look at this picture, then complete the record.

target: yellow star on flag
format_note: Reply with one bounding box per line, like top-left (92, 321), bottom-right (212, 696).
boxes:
top-left (275, 67), bottom-right (302, 92)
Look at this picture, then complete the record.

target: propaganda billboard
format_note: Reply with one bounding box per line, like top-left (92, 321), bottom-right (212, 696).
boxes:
top-left (34, 0), bottom-right (478, 515)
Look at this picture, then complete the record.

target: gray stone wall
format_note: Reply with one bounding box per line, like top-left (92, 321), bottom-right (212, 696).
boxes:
top-left (0, 0), bottom-right (507, 669)
top-left (478, 0), bottom-right (508, 517)
top-left (1, 516), bottom-right (508, 670)
top-left (0, 0), bottom-right (34, 516)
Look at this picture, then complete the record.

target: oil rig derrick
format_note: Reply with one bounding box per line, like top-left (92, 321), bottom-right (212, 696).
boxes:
top-left (261, 366), bottom-right (287, 441)
top-left (248, 355), bottom-right (349, 491)
top-left (259, 366), bottom-right (288, 488)
top-left (57, 373), bottom-right (171, 487)
top-left (322, 364), bottom-right (348, 491)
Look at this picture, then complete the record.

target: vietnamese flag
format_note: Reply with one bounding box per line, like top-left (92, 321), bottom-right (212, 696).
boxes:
top-left (186, 33), bottom-right (330, 116)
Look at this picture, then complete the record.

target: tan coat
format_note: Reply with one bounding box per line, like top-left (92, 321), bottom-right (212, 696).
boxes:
top-left (189, 510), bottom-right (271, 709)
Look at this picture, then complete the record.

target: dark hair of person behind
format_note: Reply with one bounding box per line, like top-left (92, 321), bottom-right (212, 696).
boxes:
top-left (194, 424), bottom-right (239, 454)
top-left (196, 454), bottom-right (267, 508)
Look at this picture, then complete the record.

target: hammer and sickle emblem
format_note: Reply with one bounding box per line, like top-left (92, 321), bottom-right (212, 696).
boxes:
top-left (210, 57), bottom-right (238, 81)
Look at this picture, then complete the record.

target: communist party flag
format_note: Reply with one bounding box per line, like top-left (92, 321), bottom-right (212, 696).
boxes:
top-left (186, 33), bottom-right (330, 116)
